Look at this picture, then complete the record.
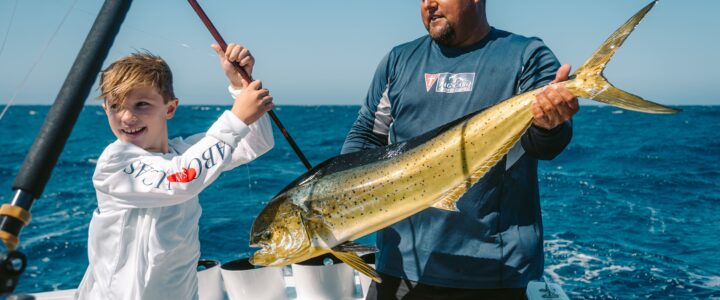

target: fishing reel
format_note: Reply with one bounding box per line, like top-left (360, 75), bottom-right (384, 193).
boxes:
top-left (0, 192), bottom-right (31, 297)
top-left (0, 250), bottom-right (27, 296)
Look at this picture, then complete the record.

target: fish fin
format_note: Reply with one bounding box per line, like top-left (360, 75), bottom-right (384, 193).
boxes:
top-left (430, 197), bottom-right (460, 212)
top-left (302, 210), bottom-right (324, 222)
top-left (570, 1), bottom-right (679, 114)
top-left (431, 123), bottom-right (528, 212)
top-left (330, 250), bottom-right (382, 283)
top-left (298, 201), bottom-right (337, 230)
top-left (332, 241), bottom-right (379, 253)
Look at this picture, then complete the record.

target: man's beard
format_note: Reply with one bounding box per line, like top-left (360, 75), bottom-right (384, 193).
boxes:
top-left (430, 23), bottom-right (456, 47)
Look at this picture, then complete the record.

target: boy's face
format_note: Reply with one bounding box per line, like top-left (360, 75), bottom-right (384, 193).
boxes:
top-left (103, 86), bottom-right (178, 153)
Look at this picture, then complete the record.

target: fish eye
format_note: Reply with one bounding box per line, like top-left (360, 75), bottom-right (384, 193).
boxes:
top-left (261, 231), bottom-right (273, 240)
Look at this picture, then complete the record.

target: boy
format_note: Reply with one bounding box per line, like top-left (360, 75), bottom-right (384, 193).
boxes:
top-left (76, 43), bottom-right (274, 299)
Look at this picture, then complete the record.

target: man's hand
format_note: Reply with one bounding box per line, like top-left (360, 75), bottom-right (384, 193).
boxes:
top-left (212, 43), bottom-right (254, 89)
top-left (532, 64), bottom-right (579, 130)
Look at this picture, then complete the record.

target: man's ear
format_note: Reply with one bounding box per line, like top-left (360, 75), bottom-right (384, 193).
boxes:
top-left (166, 98), bottom-right (179, 119)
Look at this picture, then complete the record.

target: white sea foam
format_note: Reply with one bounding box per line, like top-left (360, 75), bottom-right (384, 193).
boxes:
top-left (647, 206), bottom-right (666, 233)
top-left (687, 271), bottom-right (720, 288)
top-left (22, 225), bottom-right (87, 246)
top-left (706, 276), bottom-right (720, 288)
top-left (584, 265), bottom-right (635, 281)
top-left (544, 238), bottom-right (573, 253)
top-left (544, 238), bottom-right (634, 284)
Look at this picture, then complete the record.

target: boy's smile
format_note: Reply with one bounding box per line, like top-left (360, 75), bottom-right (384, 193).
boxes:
top-left (104, 86), bottom-right (178, 153)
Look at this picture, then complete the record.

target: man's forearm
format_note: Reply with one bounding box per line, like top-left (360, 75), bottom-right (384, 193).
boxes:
top-left (520, 119), bottom-right (573, 160)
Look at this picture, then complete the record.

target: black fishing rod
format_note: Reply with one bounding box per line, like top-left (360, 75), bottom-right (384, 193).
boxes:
top-left (187, 0), bottom-right (313, 171)
top-left (0, 0), bottom-right (132, 295)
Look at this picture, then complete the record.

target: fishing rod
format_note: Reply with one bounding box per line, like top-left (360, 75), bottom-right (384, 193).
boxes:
top-left (187, 0), bottom-right (313, 171)
top-left (0, 0), bottom-right (132, 295)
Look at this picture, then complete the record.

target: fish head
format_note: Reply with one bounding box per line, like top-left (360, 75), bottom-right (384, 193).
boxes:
top-left (249, 194), bottom-right (311, 266)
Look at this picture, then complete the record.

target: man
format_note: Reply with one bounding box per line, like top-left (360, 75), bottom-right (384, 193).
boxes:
top-left (341, 0), bottom-right (578, 299)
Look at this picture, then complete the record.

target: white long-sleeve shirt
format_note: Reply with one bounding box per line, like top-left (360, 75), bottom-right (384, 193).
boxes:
top-left (76, 110), bottom-right (274, 300)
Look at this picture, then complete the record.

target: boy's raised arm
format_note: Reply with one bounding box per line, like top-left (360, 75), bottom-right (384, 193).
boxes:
top-left (93, 110), bottom-right (250, 209)
top-left (94, 43), bottom-right (274, 209)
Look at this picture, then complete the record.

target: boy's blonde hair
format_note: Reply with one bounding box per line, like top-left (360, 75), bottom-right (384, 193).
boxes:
top-left (99, 51), bottom-right (175, 106)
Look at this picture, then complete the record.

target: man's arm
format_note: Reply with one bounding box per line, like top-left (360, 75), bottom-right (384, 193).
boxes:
top-left (341, 53), bottom-right (394, 154)
top-left (517, 39), bottom-right (576, 160)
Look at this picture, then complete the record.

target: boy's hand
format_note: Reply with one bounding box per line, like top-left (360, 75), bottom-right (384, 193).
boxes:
top-left (232, 80), bottom-right (274, 124)
top-left (211, 43), bottom-right (254, 89)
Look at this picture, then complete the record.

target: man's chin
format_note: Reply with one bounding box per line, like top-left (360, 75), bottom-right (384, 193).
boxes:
top-left (429, 24), bottom-right (456, 47)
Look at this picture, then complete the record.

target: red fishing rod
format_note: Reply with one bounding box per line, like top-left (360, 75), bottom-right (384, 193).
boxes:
top-left (188, 0), bottom-right (313, 171)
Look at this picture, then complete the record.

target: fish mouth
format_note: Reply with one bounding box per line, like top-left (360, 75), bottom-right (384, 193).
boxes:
top-left (249, 248), bottom-right (282, 267)
top-left (249, 242), bottom-right (268, 249)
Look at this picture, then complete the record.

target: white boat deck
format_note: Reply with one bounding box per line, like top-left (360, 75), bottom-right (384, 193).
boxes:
top-left (28, 275), bottom-right (568, 300)
top-left (28, 270), bottom-right (366, 300)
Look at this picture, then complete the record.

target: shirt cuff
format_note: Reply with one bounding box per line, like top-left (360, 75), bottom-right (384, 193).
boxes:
top-left (529, 122), bottom-right (567, 137)
top-left (207, 110), bottom-right (250, 147)
top-left (228, 85), bottom-right (243, 98)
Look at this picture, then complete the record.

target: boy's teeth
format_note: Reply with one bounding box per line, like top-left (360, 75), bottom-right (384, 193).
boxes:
top-left (124, 127), bottom-right (143, 134)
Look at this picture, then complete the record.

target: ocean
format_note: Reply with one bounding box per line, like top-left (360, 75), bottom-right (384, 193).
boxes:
top-left (0, 105), bottom-right (718, 299)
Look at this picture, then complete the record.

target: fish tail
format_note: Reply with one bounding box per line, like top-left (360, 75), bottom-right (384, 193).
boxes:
top-left (568, 1), bottom-right (680, 114)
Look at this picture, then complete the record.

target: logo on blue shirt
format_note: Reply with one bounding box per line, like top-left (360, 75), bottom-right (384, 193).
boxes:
top-left (424, 73), bottom-right (475, 93)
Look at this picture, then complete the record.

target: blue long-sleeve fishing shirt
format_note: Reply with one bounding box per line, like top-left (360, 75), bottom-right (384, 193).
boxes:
top-left (341, 28), bottom-right (572, 288)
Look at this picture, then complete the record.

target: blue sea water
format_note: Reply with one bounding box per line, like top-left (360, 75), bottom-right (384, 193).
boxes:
top-left (0, 105), bottom-right (718, 299)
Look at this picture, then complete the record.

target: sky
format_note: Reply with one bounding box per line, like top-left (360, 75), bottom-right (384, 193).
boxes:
top-left (0, 0), bottom-right (718, 106)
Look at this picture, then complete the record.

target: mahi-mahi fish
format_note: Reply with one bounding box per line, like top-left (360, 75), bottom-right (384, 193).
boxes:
top-left (249, 1), bottom-right (678, 282)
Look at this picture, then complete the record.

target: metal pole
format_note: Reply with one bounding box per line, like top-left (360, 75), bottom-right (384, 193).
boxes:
top-left (0, 0), bottom-right (132, 294)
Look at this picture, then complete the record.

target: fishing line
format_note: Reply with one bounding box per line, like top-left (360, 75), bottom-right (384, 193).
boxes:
top-left (73, 6), bottom-right (213, 58)
top-left (0, 0), bottom-right (18, 59)
top-left (245, 164), bottom-right (254, 204)
top-left (188, 0), bottom-right (314, 171)
top-left (0, 0), bottom-right (79, 122)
